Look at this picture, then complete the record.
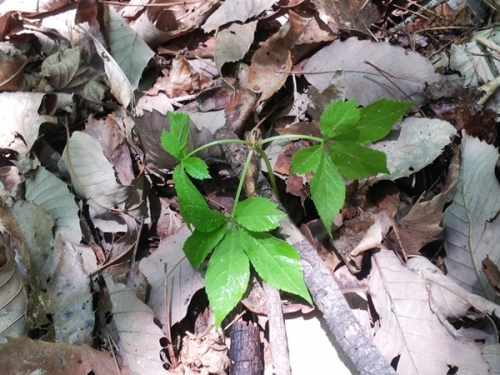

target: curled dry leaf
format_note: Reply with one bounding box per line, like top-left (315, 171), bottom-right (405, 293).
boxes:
top-left (0, 234), bottom-right (26, 343)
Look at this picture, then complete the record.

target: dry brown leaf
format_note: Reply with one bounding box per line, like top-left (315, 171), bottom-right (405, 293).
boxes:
top-left (0, 48), bottom-right (26, 91)
top-left (242, 22), bottom-right (293, 104)
top-left (214, 21), bottom-right (257, 73)
top-left (0, 336), bottom-right (119, 375)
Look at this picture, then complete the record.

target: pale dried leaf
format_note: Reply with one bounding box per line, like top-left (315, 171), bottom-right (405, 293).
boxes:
top-left (304, 38), bottom-right (441, 105)
top-left (214, 21), bottom-right (257, 72)
top-left (139, 225), bottom-right (204, 327)
top-left (0, 202), bottom-right (93, 344)
top-left (0, 239), bottom-right (26, 343)
top-left (370, 248), bottom-right (490, 374)
top-left (371, 117), bottom-right (456, 181)
top-left (58, 131), bottom-right (130, 232)
top-left (25, 166), bottom-right (82, 244)
top-left (407, 256), bottom-right (500, 321)
top-left (80, 26), bottom-right (134, 107)
top-left (0, 92), bottom-right (57, 156)
top-left (132, 0), bottom-right (218, 47)
top-left (443, 136), bottom-right (500, 303)
top-left (449, 29), bottom-right (500, 87)
top-left (203, 0), bottom-right (276, 32)
top-left (105, 274), bottom-right (165, 375)
top-left (107, 7), bottom-right (155, 90)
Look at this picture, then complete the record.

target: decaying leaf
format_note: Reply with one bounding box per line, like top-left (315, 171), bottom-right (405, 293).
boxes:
top-left (0, 202), bottom-right (94, 344)
top-left (444, 136), bottom-right (500, 303)
top-left (104, 273), bottom-right (165, 375)
top-left (139, 225), bottom-right (204, 327)
top-left (0, 336), bottom-right (119, 375)
top-left (203, 0), bottom-right (275, 32)
top-left (371, 117), bottom-right (456, 181)
top-left (370, 248), bottom-right (491, 374)
top-left (0, 234), bottom-right (26, 343)
top-left (304, 38), bottom-right (442, 105)
top-left (214, 21), bottom-right (257, 73)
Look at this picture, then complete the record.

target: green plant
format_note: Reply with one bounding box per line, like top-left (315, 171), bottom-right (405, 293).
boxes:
top-left (161, 98), bottom-right (413, 326)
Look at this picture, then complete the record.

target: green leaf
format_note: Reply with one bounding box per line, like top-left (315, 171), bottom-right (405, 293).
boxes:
top-left (168, 112), bottom-right (190, 158)
top-left (240, 229), bottom-right (312, 303)
top-left (319, 99), bottom-right (360, 139)
top-left (173, 165), bottom-right (227, 231)
top-left (161, 129), bottom-right (181, 160)
top-left (183, 157), bottom-right (210, 180)
top-left (234, 197), bottom-right (286, 232)
top-left (184, 226), bottom-right (227, 267)
top-left (328, 142), bottom-right (389, 179)
top-left (205, 228), bottom-right (250, 328)
top-left (310, 153), bottom-right (345, 236)
top-left (290, 145), bottom-right (322, 174)
top-left (334, 99), bottom-right (414, 143)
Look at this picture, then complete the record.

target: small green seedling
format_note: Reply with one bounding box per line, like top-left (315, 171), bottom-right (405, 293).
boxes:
top-left (161, 98), bottom-right (413, 326)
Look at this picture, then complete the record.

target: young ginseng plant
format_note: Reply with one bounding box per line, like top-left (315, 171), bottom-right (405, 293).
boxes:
top-left (161, 98), bottom-right (413, 326)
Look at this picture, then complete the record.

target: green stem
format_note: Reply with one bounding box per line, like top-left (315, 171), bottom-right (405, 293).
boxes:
top-left (231, 148), bottom-right (255, 220)
top-left (256, 134), bottom-right (323, 147)
top-left (187, 139), bottom-right (249, 158)
top-left (255, 147), bottom-right (280, 199)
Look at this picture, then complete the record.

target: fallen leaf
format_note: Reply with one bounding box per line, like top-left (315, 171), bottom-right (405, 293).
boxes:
top-left (304, 38), bottom-right (441, 105)
top-left (214, 21), bottom-right (257, 73)
top-left (443, 135), bottom-right (500, 303)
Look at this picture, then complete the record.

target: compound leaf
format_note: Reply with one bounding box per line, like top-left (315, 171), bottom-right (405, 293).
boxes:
top-left (234, 197), bottom-right (285, 232)
top-left (328, 142), bottom-right (389, 179)
top-left (319, 99), bottom-right (360, 139)
top-left (168, 112), bottom-right (190, 158)
top-left (183, 157), bottom-right (210, 180)
top-left (310, 153), bottom-right (345, 236)
top-left (205, 228), bottom-right (250, 327)
top-left (173, 165), bottom-right (227, 231)
top-left (184, 226), bottom-right (227, 268)
top-left (290, 145), bottom-right (322, 175)
top-left (240, 229), bottom-right (311, 303)
top-left (334, 98), bottom-right (414, 143)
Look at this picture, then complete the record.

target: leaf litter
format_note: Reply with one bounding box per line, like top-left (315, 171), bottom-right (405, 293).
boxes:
top-left (0, 0), bottom-right (499, 374)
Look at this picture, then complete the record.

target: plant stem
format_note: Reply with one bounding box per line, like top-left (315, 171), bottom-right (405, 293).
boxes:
top-left (231, 149), bottom-right (255, 219)
top-left (256, 134), bottom-right (323, 147)
top-left (187, 138), bottom-right (248, 158)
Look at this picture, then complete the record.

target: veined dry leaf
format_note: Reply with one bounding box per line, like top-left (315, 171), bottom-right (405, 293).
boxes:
top-left (25, 166), bottom-right (82, 244)
top-left (242, 22), bottom-right (293, 103)
top-left (139, 225), bottom-right (204, 327)
top-left (0, 336), bottom-right (119, 375)
top-left (203, 0), bottom-right (275, 32)
top-left (371, 117), bottom-right (456, 181)
top-left (0, 202), bottom-right (94, 344)
top-left (443, 136), bottom-right (500, 303)
top-left (214, 21), bottom-right (257, 73)
top-left (450, 29), bottom-right (500, 87)
top-left (304, 38), bottom-right (441, 105)
top-left (289, 8), bottom-right (336, 45)
top-left (104, 274), bottom-right (165, 375)
top-left (58, 131), bottom-right (131, 233)
top-left (0, 234), bottom-right (26, 343)
top-left (407, 255), bottom-right (500, 322)
top-left (106, 7), bottom-right (155, 90)
top-left (0, 92), bottom-right (57, 156)
top-left (370, 248), bottom-right (490, 374)
top-left (80, 25), bottom-right (134, 108)
top-left (40, 47), bottom-right (97, 91)
top-left (132, 0), bottom-right (218, 47)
